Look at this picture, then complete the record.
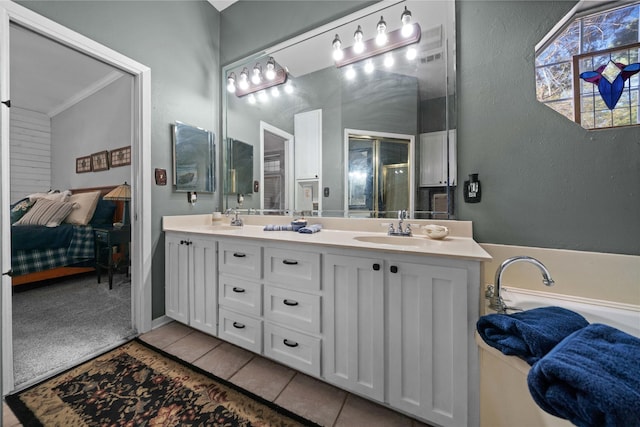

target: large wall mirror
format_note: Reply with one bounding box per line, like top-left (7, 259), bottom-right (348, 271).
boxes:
top-left (222, 0), bottom-right (456, 218)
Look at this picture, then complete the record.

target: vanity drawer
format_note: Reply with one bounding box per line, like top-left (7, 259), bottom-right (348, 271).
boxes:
top-left (218, 308), bottom-right (262, 353)
top-left (264, 248), bottom-right (320, 291)
top-left (264, 285), bottom-right (321, 334)
top-left (219, 242), bottom-right (262, 279)
top-left (264, 322), bottom-right (321, 377)
top-left (219, 274), bottom-right (262, 316)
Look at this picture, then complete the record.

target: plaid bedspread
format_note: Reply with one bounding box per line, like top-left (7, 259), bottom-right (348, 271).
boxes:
top-left (12, 225), bottom-right (95, 277)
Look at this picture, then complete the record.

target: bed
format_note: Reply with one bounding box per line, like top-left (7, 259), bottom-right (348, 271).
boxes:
top-left (9, 186), bottom-right (123, 286)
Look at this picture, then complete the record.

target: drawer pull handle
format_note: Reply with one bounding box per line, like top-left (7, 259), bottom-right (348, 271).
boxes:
top-left (283, 339), bottom-right (299, 348)
top-left (233, 253), bottom-right (246, 258)
top-left (283, 299), bottom-right (299, 307)
top-left (282, 259), bottom-right (298, 265)
top-left (373, 263), bottom-right (380, 271)
top-left (232, 287), bottom-right (245, 293)
top-left (233, 322), bottom-right (245, 329)
top-left (390, 265), bottom-right (398, 274)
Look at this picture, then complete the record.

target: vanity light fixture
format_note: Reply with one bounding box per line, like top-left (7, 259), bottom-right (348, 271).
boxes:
top-left (226, 72), bottom-right (236, 93)
top-left (406, 46), bottom-right (417, 60)
top-left (251, 63), bottom-right (263, 85)
top-left (345, 65), bottom-right (356, 80)
top-left (258, 90), bottom-right (268, 102)
top-left (230, 58), bottom-right (289, 98)
top-left (375, 16), bottom-right (387, 46)
top-left (332, 34), bottom-right (344, 61)
top-left (238, 68), bottom-right (250, 91)
top-left (247, 93), bottom-right (256, 104)
top-left (271, 86), bottom-right (280, 97)
top-left (333, 6), bottom-right (421, 69)
top-left (265, 57), bottom-right (276, 80)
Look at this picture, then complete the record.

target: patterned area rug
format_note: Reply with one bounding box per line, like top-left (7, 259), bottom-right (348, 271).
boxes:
top-left (6, 338), bottom-right (319, 426)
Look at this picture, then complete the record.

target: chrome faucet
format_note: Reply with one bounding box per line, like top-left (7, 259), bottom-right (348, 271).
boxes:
top-left (388, 210), bottom-right (412, 236)
top-left (225, 208), bottom-right (243, 226)
top-left (489, 256), bottom-right (555, 313)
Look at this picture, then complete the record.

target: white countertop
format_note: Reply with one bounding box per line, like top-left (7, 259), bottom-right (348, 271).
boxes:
top-left (163, 215), bottom-right (492, 261)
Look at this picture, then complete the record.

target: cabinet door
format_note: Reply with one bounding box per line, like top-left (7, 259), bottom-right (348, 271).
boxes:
top-left (189, 236), bottom-right (218, 336)
top-left (165, 233), bottom-right (190, 324)
top-left (294, 109), bottom-right (322, 180)
top-left (323, 254), bottom-right (384, 401)
top-left (419, 130), bottom-right (456, 187)
top-left (387, 261), bottom-right (468, 427)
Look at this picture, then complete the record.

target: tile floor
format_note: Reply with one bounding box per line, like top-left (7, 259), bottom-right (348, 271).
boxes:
top-left (3, 321), bottom-right (432, 426)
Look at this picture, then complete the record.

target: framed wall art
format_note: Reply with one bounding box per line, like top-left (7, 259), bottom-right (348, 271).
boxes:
top-left (110, 146), bottom-right (131, 167)
top-left (91, 151), bottom-right (110, 172)
top-left (76, 155), bottom-right (92, 173)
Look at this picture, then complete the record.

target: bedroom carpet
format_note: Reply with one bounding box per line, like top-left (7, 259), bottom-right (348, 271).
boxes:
top-left (12, 273), bottom-right (135, 387)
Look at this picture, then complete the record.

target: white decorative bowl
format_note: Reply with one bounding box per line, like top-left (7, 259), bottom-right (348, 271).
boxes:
top-left (422, 224), bottom-right (449, 240)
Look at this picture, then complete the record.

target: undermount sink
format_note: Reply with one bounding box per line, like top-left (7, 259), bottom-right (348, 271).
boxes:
top-left (353, 235), bottom-right (431, 247)
top-left (209, 224), bottom-right (238, 231)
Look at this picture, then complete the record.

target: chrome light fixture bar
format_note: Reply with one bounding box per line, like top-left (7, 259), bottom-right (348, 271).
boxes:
top-left (227, 57), bottom-right (288, 98)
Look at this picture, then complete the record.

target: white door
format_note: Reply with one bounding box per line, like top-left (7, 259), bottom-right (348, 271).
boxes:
top-left (260, 121), bottom-right (293, 213)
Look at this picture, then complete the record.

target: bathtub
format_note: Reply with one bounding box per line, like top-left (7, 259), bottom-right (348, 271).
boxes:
top-left (477, 286), bottom-right (640, 427)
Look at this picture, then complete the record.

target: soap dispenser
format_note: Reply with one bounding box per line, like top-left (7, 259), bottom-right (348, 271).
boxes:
top-left (464, 173), bottom-right (481, 203)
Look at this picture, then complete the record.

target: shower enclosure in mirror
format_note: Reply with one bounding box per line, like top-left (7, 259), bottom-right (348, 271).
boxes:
top-left (222, 0), bottom-right (456, 218)
top-left (173, 121), bottom-right (215, 193)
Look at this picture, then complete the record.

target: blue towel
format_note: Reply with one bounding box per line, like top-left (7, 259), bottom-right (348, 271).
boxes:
top-left (298, 224), bottom-right (322, 234)
top-left (527, 323), bottom-right (640, 427)
top-left (476, 306), bottom-right (589, 365)
top-left (263, 224), bottom-right (293, 231)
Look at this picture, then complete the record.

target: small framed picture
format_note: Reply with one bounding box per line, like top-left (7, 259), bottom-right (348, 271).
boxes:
top-left (76, 155), bottom-right (92, 173)
top-left (91, 151), bottom-right (110, 172)
top-left (110, 146), bottom-right (131, 168)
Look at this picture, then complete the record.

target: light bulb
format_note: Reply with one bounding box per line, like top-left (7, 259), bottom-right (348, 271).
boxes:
top-left (353, 25), bottom-right (364, 54)
top-left (265, 57), bottom-right (276, 80)
top-left (345, 66), bottom-right (356, 80)
top-left (258, 90), bottom-right (268, 102)
top-left (284, 82), bottom-right (294, 94)
top-left (406, 47), bottom-right (417, 60)
top-left (226, 72), bottom-right (236, 93)
top-left (384, 53), bottom-right (394, 68)
top-left (364, 60), bottom-right (374, 74)
top-left (271, 86), bottom-right (280, 97)
top-left (376, 16), bottom-right (387, 46)
top-left (247, 93), bottom-right (256, 104)
top-left (332, 34), bottom-right (344, 61)
top-left (251, 64), bottom-right (262, 85)
top-left (239, 68), bottom-right (249, 90)
top-left (401, 6), bottom-right (414, 38)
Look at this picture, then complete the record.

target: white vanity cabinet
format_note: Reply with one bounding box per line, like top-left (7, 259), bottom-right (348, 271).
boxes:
top-left (323, 253), bottom-right (385, 401)
top-left (165, 232), bottom-right (218, 336)
top-left (386, 258), bottom-right (470, 427)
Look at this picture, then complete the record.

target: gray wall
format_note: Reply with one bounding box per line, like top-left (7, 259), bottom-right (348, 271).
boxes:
top-left (222, 0), bottom-right (640, 256)
top-left (19, 0), bottom-right (222, 318)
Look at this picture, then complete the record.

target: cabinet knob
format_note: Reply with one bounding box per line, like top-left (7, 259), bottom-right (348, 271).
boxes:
top-left (233, 253), bottom-right (246, 258)
top-left (283, 339), bottom-right (299, 348)
top-left (282, 259), bottom-right (298, 265)
top-left (232, 287), bottom-right (245, 293)
top-left (373, 263), bottom-right (380, 271)
top-left (283, 299), bottom-right (299, 307)
top-left (390, 265), bottom-right (398, 274)
top-left (232, 322), bottom-right (245, 329)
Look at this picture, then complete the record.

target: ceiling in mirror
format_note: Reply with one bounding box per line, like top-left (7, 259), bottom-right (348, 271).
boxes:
top-left (222, 0), bottom-right (456, 219)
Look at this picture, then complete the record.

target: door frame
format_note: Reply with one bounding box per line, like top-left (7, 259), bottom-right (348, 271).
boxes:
top-left (343, 128), bottom-right (415, 217)
top-left (259, 121), bottom-right (294, 213)
top-left (0, 1), bottom-right (152, 394)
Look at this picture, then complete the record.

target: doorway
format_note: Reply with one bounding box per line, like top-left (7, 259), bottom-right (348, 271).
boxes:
top-left (344, 129), bottom-right (414, 218)
top-left (0, 2), bottom-right (152, 394)
top-left (260, 121), bottom-right (293, 214)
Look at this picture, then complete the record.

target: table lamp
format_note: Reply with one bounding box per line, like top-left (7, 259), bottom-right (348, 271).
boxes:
top-left (104, 182), bottom-right (131, 226)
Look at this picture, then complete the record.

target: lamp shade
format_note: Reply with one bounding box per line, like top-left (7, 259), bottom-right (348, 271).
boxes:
top-left (104, 182), bottom-right (131, 201)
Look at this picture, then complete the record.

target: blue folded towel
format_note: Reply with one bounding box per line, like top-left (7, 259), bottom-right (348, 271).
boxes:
top-left (527, 323), bottom-right (640, 427)
top-left (263, 224), bottom-right (293, 231)
top-left (298, 224), bottom-right (322, 234)
top-left (476, 306), bottom-right (589, 365)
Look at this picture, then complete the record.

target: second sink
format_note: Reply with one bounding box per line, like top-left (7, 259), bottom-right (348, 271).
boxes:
top-left (353, 235), bottom-right (432, 247)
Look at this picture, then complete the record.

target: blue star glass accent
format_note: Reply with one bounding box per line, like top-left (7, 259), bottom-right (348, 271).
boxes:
top-left (580, 60), bottom-right (640, 110)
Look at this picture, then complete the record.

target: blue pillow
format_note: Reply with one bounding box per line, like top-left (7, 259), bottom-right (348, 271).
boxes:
top-left (10, 198), bottom-right (34, 224)
top-left (90, 198), bottom-right (117, 225)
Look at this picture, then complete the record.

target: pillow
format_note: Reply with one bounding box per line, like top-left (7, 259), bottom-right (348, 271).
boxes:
top-left (28, 190), bottom-right (71, 203)
top-left (65, 191), bottom-right (101, 226)
top-left (90, 198), bottom-right (117, 225)
top-left (10, 198), bottom-right (35, 224)
top-left (14, 198), bottom-right (76, 227)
